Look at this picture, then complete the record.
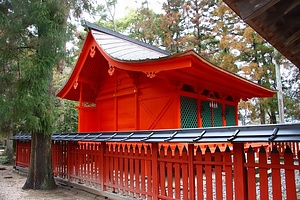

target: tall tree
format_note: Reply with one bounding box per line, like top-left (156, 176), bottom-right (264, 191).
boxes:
top-left (95, 0), bottom-right (118, 31)
top-left (0, 0), bottom-right (93, 189)
top-left (0, 1), bottom-right (16, 162)
top-left (280, 60), bottom-right (300, 122)
top-left (160, 0), bottom-right (186, 53)
top-left (238, 27), bottom-right (277, 124)
top-left (182, 0), bottom-right (218, 58)
top-left (210, 1), bottom-right (242, 72)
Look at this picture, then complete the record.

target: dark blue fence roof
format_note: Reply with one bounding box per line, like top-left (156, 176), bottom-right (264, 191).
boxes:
top-left (12, 123), bottom-right (300, 143)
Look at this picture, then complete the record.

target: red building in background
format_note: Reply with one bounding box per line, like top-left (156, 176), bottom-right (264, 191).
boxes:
top-left (57, 22), bottom-right (275, 132)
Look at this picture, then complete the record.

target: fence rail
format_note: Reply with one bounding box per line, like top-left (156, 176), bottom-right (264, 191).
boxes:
top-left (15, 139), bottom-right (300, 200)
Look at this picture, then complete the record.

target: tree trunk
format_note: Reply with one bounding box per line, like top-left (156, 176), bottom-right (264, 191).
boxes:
top-left (269, 110), bottom-right (277, 124)
top-left (22, 132), bottom-right (56, 190)
top-left (5, 138), bottom-right (13, 165)
top-left (4, 123), bottom-right (14, 164)
top-left (259, 101), bottom-right (266, 124)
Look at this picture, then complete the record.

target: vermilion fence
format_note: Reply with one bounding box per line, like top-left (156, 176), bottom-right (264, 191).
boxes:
top-left (271, 142), bottom-right (300, 157)
top-left (15, 140), bottom-right (31, 168)
top-left (16, 140), bottom-right (300, 200)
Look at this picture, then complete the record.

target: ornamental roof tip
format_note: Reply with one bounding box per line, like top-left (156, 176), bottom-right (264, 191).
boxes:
top-left (12, 123), bottom-right (300, 143)
top-left (84, 21), bottom-right (171, 61)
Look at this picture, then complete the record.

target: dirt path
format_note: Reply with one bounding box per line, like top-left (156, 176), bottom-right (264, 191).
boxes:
top-left (0, 164), bottom-right (106, 200)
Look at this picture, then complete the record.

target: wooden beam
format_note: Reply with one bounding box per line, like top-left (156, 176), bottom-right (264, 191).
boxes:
top-left (236, 0), bottom-right (280, 21)
top-left (285, 29), bottom-right (300, 45)
top-left (284, 0), bottom-right (300, 15)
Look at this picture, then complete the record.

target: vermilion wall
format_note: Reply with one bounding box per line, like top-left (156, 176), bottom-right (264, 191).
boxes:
top-left (78, 69), bottom-right (238, 132)
top-left (79, 107), bottom-right (97, 132)
top-left (138, 78), bottom-right (179, 130)
top-left (93, 70), bottom-right (180, 131)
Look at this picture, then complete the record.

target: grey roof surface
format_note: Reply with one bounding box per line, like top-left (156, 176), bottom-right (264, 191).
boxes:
top-left (86, 21), bottom-right (170, 61)
top-left (13, 123), bottom-right (300, 143)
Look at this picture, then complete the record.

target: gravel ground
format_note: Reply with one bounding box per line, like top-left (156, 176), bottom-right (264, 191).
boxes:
top-left (0, 164), bottom-right (108, 200)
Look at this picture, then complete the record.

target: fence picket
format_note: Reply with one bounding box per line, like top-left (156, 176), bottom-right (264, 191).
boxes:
top-left (214, 146), bottom-right (223, 200)
top-left (159, 145), bottom-right (166, 197)
top-left (224, 146), bottom-right (233, 200)
top-left (284, 146), bottom-right (297, 200)
top-left (140, 145), bottom-right (146, 199)
top-left (134, 145), bottom-right (140, 197)
top-left (166, 146), bottom-right (173, 198)
top-left (146, 145), bottom-right (152, 196)
top-left (114, 144), bottom-right (119, 193)
top-left (205, 146), bottom-right (213, 200)
top-left (129, 145), bottom-right (134, 196)
top-left (119, 144), bottom-right (124, 193)
top-left (182, 146), bottom-right (188, 200)
top-left (270, 146), bottom-right (282, 200)
top-left (174, 146), bottom-right (181, 199)
top-left (124, 145), bottom-right (129, 196)
top-left (246, 146), bottom-right (256, 200)
top-left (195, 146), bottom-right (203, 200)
top-left (188, 144), bottom-right (195, 200)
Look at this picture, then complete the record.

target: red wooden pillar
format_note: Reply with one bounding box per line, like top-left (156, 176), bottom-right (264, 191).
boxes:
top-left (233, 143), bottom-right (247, 200)
top-left (188, 144), bottom-right (195, 200)
top-left (151, 143), bottom-right (159, 200)
top-left (76, 84), bottom-right (82, 132)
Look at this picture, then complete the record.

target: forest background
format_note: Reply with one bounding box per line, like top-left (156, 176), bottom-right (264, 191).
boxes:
top-left (0, 0), bottom-right (299, 155)
top-left (65, 0), bottom-right (300, 131)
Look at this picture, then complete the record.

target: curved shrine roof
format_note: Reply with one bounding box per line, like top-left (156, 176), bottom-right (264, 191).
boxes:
top-left (57, 22), bottom-right (276, 103)
top-left (88, 22), bottom-right (170, 61)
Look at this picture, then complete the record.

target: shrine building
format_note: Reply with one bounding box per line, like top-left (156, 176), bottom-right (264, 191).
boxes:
top-left (57, 22), bottom-right (275, 132)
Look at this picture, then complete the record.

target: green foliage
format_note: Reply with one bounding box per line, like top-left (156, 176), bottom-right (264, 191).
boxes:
top-left (0, 0), bottom-right (94, 136)
top-left (54, 99), bottom-right (78, 133)
top-left (0, 155), bottom-right (9, 164)
top-left (0, 148), bottom-right (9, 164)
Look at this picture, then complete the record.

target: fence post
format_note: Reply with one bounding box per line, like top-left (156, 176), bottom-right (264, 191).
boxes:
top-left (233, 143), bottom-right (247, 200)
top-left (152, 142), bottom-right (159, 200)
top-left (188, 144), bottom-right (195, 200)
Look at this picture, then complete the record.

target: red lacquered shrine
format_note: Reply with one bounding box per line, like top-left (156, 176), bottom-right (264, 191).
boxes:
top-left (57, 22), bottom-right (275, 132)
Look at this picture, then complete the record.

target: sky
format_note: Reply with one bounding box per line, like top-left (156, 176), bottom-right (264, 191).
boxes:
top-left (69, 1), bottom-right (164, 49)
top-left (83, 0), bottom-right (164, 22)
top-left (115, 0), bottom-right (164, 18)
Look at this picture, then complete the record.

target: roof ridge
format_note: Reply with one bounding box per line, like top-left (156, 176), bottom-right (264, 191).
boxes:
top-left (84, 21), bottom-right (171, 56)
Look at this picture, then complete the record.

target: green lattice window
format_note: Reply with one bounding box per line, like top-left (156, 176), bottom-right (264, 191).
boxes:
top-left (214, 103), bottom-right (223, 127)
top-left (225, 105), bottom-right (236, 126)
top-left (201, 100), bottom-right (212, 127)
top-left (180, 96), bottom-right (198, 128)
